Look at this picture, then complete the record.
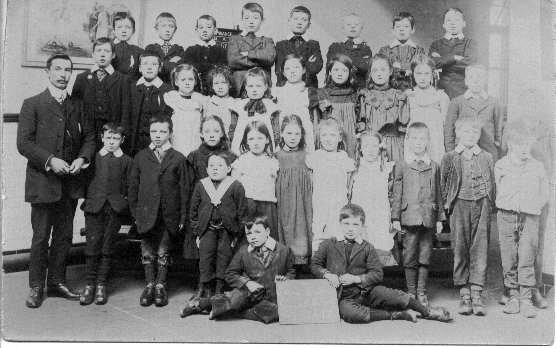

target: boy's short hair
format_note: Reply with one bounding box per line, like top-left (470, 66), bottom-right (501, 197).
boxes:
top-left (155, 12), bottom-right (177, 30)
top-left (197, 14), bottom-right (216, 27)
top-left (46, 53), bottom-right (73, 70)
top-left (290, 5), bottom-right (311, 20)
top-left (101, 122), bottom-right (125, 137)
top-left (242, 2), bottom-right (264, 19)
top-left (406, 122), bottom-right (430, 137)
top-left (139, 51), bottom-right (163, 66)
top-left (443, 7), bottom-right (464, 19)
top-left (245, 214), bottom-right (271, 230)
top-left (92, 37), bottom-right (114, 53)
top-left (339, 204), bottom-right (366, 224)
top-left (208, 151), bottom-right (234, 167)
top-left (149, 114), bottom-right (173, 133)
top-left (393, 11), bottom-right (415, 28)
top-left (465, 64), bottom-right (487, 76)
top-left (454, 117), bottom-right (482, 135)
top-left (112, 12), bottom-right (136, 32)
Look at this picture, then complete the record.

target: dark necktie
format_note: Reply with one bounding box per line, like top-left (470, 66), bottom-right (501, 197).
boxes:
top-left (346, 39), bottom-right (355, 47)
top-left (292, 35), bottom-right (303, 49)
top-left (344, 240), bottom-right (355, 264)
top-left (96, 68), bottom-right (107, 82)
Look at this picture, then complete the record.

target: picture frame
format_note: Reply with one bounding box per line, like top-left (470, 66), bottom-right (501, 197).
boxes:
top-left (21, 0), bottom-right (145, 69)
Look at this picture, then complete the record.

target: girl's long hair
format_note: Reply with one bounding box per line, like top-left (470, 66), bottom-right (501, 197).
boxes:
top-left (354, 130), bottom-right (389, 172)
top-left (199, 114), bottom-right (230, 150)
top-left (410, 54), bottom-right (438, 89)
top-left (171, 63), bottom-right (202, 93)
top-left (240, 120), bottom-right (274, 155)
top-left (279, 114), bottom-right (306, 150)
top-left (239, 67), bottom-right (272, 99)
top-left (324, 54), bottom-right (356, 88)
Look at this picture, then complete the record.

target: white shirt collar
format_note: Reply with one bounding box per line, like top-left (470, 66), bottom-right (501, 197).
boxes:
top-left (247, 236), bottom-right (277, 253)
top-left (455, 144), bottom-right (482, 155)
top-left (136, 76), bottom-right (163, 88)
top-left (113, 38), bottom-right (125, 45)
top-left (345, 37), bottom-right (364, 44)
top-left (405, 151), bottom-right (431, 166)
top-left (91, 64), bottom-right (115, 75)
top-left (240, 31), bottom-right (261, 38)
top-left (197, 38), bottom-right (217, 47)
top-left (336, 235), bottom-right (363, 245)
top-left (389, 39), bottom-right (417, 48)
top-left (156, 38), bottom-right (175, 46)
top-left (288, 33), bottom-right (307, 41)
top-left (149, 142), bottom-right (172, 152)
top-left (47, 84), bottom-right (68, 102)
top-left (464, 90), bottom-right (489, 100)
top-left (99, 147), bottom-right (123, 157)
top-left (444, 33), bottom-right (465, 40)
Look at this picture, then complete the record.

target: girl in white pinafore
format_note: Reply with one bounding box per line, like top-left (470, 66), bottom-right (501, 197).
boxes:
top-left (350, 131), bottom-right (396, 266)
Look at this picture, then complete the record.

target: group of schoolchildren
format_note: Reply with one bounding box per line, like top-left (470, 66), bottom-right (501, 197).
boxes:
top-left (39, 2), bottom-right (551, 324)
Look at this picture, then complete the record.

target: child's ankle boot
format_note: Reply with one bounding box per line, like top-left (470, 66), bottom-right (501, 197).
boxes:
top-left (391, 310), bottom-right (417, 322)
top-left (470, 285), bottom-right (485, 316)
top-left (458, 286), bottom-right (472, 315)
top-left (520, 287), bottom-right (537, 318)
top-left (503, 288), bottom-right (520, 314)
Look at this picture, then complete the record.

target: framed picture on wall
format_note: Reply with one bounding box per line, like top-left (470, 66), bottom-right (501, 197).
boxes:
top-left (21, 0), bottom-right (145, 69)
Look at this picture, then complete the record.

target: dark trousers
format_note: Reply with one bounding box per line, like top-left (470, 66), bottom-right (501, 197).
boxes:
top-left (497, 210), bottom-right (539, 289)
top-left (140, 213), bottom-right (170, 267)
top-left (402, 225), bottom-right (433, 268)
top-left (450, 197), bottom-right (490, 288)
top-left (84, 203), bottom-right (122, 285)
top-left (198, 225), bottom-right (233, 283)
top-left (339, 285), bottom-right (411, 323)
top-left (536, 205), bottom-right (548, 289)
top-left (215, 288), bottom-right (279, 324)
top-left (29, 195), bottom-right (77, 288)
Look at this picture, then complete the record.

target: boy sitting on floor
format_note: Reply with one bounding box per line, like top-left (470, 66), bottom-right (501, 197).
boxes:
top-left (180, 214), bottom-right (295, 323)
top-left (311, 204), bottom-right (452, 323)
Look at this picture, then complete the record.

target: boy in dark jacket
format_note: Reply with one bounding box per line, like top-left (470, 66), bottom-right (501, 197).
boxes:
top-left (72, 37), bottom-right (131, 150)
top-left (122, 51), bottom-right (173, 156)
top-left (112, 12), bottom-right (143, 80)
top-left (183, 15), bottom-right (228, 94)
top-left (326, 14), bottom-right (372, 89)
top-left (181, 214), bottom-right (295, 323)
top-left (80, 123), bottom-right (132, 306)
top-left (144, 12), bottom-right (185, 84)
top-left (441, 118), bottom-right (495, 316)
top-left (311, 204), bottom-right (451, 324)
top-left (128, 115), bottom-right (194, 307)
top-left (190, 152), bottom-right (248, 297)
top-left (391, 122), bottom-right (445, 307)
top-left (274, 6), bottom-right (323, 88)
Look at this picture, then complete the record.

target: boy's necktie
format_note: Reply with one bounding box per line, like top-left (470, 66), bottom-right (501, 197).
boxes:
top-left (346, 38), bottom-right (354, 48)
top-left (162, 41), bottom-right (171, 56)
top-left (96, 68), bottom-right (107, 82)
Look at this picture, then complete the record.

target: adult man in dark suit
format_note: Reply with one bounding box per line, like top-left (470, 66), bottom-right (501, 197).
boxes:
top-left (17, 53), bottom-right (96, 308)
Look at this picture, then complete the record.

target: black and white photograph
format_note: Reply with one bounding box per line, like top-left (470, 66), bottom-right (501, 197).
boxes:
top-left (1, 0), bottom-right (555, 345)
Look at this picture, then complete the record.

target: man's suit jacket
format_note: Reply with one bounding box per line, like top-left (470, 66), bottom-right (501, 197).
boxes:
top-left (128, 147), bottom-right (194, 235)
top-left (311, 237), bottom-right (383, 299)
top-left (17, 89), bottom-right (96, 203)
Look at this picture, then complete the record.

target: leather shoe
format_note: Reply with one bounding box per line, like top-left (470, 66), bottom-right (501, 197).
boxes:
top-left (95, 284), bottom-right (107, 305)
top-left (80, 285), bottom-right (95, 305)
top-left (140, 284), bottom-right (155, 306)
top-left (47, 283), bottom-right (80, 300)
top-left (154, 284), bottom-right (168, 307)
top-left (26, 287), bottom-right (44, 308)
